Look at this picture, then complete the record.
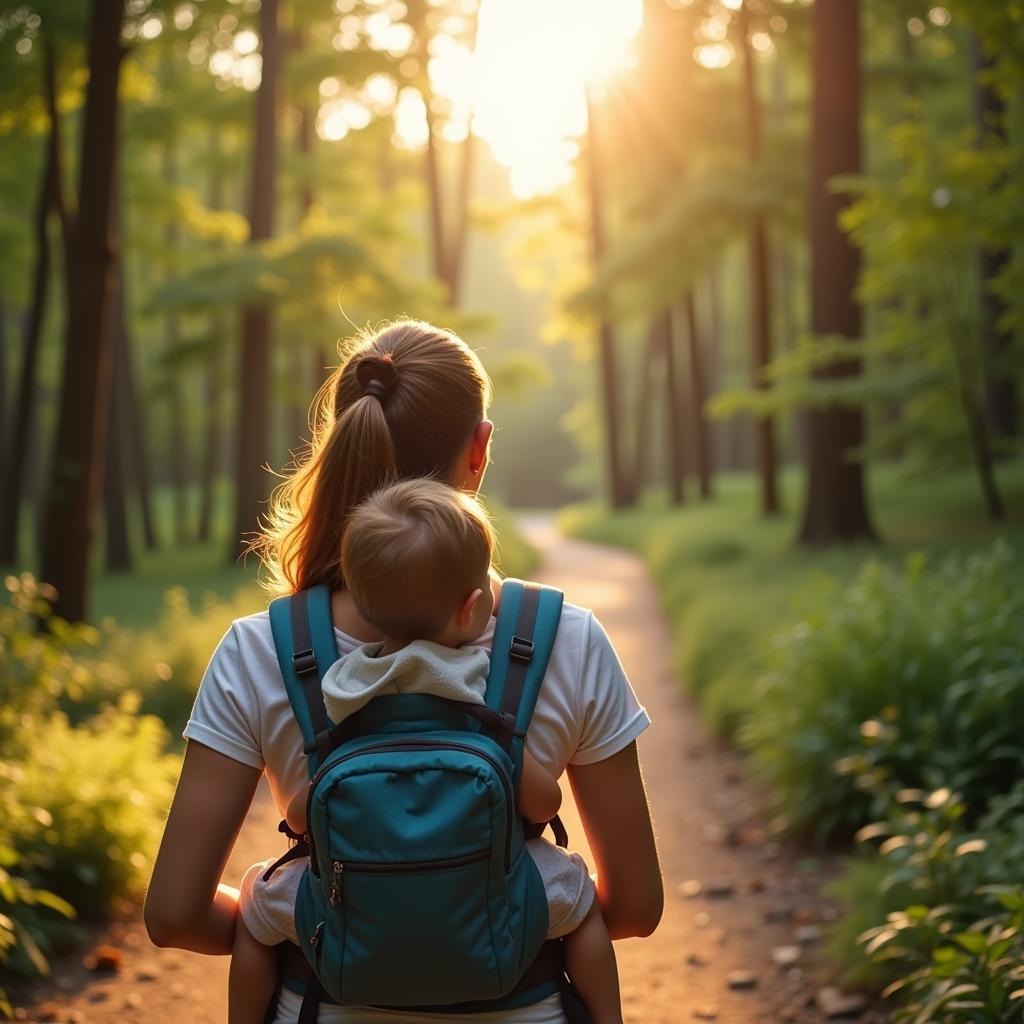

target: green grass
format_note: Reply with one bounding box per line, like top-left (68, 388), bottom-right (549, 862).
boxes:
top-left (560, 461), bottom-right (1024, 739)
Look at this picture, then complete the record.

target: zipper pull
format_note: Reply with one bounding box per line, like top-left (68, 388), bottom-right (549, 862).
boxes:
top-left (309, 920), bottom-right (324, 947)
top-left (329, 861), bottom-right (343, 906)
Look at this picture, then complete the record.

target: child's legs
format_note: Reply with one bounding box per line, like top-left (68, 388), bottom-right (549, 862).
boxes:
top-left (563, 900), bottom-right (623, 1024)
top-left (229, 917), bottom-right (278, 1024)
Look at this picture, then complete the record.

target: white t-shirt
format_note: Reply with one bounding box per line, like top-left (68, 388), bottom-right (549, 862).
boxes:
top-left (184, 599), bottom-right (650, 1024)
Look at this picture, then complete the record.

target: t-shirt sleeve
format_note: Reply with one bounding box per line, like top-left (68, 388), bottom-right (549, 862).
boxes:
top-left (570, 611), bottom-right (651, 766)
top-left (182, 622), bottom-right (265, 771)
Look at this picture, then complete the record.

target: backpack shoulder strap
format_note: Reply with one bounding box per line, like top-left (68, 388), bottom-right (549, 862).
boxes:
top-left (484, 578), bottom-right (564, 783)
top-left (268, 584), bottom-right (339, 779)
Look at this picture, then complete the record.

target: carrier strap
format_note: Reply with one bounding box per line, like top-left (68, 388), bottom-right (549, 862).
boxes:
top-left (278, 938), bottom-right (571, 1015)
top-left (483, 579), bottom-right (564, 786)
top-left (269, 583), bottom-right (340, 777)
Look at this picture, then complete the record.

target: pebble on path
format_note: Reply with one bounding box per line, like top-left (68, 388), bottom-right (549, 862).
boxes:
top-left (726, 970), bottom-right (759, 991)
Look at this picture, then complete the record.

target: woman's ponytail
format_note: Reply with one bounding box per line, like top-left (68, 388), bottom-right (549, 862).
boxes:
top-left (252, 319), bottom-right (490, 594)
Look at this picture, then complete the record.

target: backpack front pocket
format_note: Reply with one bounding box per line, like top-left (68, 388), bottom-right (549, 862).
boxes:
top-left (332, 847), bottom-right (502, 1006)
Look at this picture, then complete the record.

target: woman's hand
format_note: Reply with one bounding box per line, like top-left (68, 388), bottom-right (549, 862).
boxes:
top-left (144, 741), bottom-right (261, 954)
top-left (568, 741), bottom-right (663, 940)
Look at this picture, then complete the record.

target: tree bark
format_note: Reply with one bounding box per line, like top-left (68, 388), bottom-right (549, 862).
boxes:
top-left (103, 256), bottom-right (132, 571)
top-left (740, 0), bottom-right (779, 515)
top-left (39, 0), bottom-right (124, 622)
top-left (585, 90), bottom-right (631, 507)
top-left (121, 297), bottom-right (158, 551)
top-left (632, 326), bottom-right (659, 498)
top-left (798, 0), bottom-right (876, 546)
top-left (659, 308), bottom-right (686, 506)
top-left (684, 292), bottom-right (713, 499)
top-left (163, 137), bottom-right (190, 545)
top-left (199, 129), bottom-right (226, 544)
top-left (973, 36), bottom-right (1016, 444)
top-left (232, 0), bottom-right (280, 560)
top-left (0, 44), bottom-right (62, 566)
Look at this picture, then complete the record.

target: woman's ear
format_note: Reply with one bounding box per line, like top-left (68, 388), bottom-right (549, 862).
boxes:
top-left (468, 420), bottom-right (493, 477)
top-left (456, 588), bottom-right (484, 630)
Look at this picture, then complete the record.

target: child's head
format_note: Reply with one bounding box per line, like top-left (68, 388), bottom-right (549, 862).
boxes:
top-left (341, 478), bottom-right (495, 648)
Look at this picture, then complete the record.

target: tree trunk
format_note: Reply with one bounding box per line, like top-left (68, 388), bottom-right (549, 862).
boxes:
top-left (163, 138), bottom-right (190, 545)
top-left (39, 0), bottom-right (124, 622)
top-left (659, 308), bottom-right (686, 505)
top-left (740, 0), bottom-right (779, 515)
top-left (973, 36), bottom-right (1016, 444)
top-left (684, 291), bottom-right (713, 499)
top-left (232, 0), bottom-right (280, 560)
top-left (632, 326), bottom-right (659, 498)
top-left (121, 299), bottom-right (158, 551)
top-left (0, 45), bottom-right (62, 566)
top-left (585, 90), bottom-right (630, 507)
top-left (798, 0), bottom-right (875, 546)
top-left (198, 326), bottom-right (224, 543)
top-left (103, 258), bottom-right (132, 571)
top-left (199, 129), bottom-right (226, 544)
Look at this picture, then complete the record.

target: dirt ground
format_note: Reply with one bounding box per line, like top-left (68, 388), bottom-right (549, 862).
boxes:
top-left (13, 519), bottom-right (884, 1024)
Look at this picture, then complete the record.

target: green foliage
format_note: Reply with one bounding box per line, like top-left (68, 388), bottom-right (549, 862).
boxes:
top-left (837, 784), bottom-right (1024, 1021)
top-left (0, 576), bottom-right (178, 1012)
top-left (742, 543), bottom-right (1024, 841)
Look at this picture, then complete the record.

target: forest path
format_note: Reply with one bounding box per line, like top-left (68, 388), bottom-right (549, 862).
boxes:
top-left (19, 519), bottom-right (872, 1024)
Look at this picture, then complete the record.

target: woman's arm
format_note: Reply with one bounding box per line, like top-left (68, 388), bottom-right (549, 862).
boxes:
top-left (144, 741), bottom-right (262, 954)
top-left (567, 741), bottom-right (663, 940)
top-left (518, 747), bottom-right (562, 824)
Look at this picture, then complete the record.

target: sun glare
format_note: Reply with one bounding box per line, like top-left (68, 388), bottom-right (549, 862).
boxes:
top-left (460, 0), bottom-right (644, 198)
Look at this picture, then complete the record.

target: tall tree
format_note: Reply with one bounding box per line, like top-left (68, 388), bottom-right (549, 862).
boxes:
top-left (739, 0), bottom-right (779, 515)
top-left (163, 135), bottom-right (190, 545)
top-left (972, 36), bottom-right (1016, 445)
top-left (0, 42), bottom-right (62, 566)
top-left (683, 292), bottom-right (712, 499)
top-left (585, 89), bottom-right (631, 508)
top-left (232, 0), bottom-right (280, 558)
top-left (39, 0), bottom-right (125, 621)
top-left (798, 0), bottom-right (875, 545)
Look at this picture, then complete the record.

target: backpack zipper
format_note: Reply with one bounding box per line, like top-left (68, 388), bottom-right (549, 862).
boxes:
top-left (325, 848), bottom-right (490, 904)
top-left (308, 739), bottom-right (514, 872)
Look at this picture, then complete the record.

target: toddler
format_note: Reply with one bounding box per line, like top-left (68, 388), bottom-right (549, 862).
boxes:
top-left (229, 478), bottom-right (623, 1024)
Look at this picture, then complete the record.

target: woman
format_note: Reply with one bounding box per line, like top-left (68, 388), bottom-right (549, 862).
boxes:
top-left (145, 319), bottom-right (663, 1023)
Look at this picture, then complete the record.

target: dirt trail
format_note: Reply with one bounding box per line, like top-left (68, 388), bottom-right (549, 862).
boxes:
top-left (17, 520), bottom-right (875, 1024)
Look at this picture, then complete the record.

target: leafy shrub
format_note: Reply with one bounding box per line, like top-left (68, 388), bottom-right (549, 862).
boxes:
top-left (846, 785), bottom-right (1024, 1022)
top-left (0, 575), bottom-right (180, 1013)
top-left (742, 543), bottom-right (1024, 841)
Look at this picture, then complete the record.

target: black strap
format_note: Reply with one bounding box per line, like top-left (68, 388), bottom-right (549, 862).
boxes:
top-left (291, 590), bottom-right (333, 762)
top-left (497, 583), bottom-right (541, 752)
top-left (525, 813), bottom-right (569, 848)
top-left (262, 836), bottom-right (310, 882)
top-left (559, 973), bottom-right (595, 1024)
top-left (297, 975), bottom-right (324, 1024)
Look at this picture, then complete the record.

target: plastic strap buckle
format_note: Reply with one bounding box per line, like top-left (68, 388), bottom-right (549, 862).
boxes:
top-left (509, 635), bottom-right (534, 664)
top-left (293, 649), bottom-right (318, 677)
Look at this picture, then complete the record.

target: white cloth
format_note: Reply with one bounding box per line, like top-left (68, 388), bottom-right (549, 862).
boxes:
top-left (320, 640), bottom-right (490, 723)
top-left (241, 641), bottom-right (595, 949)
top-left (185, 599), bottom-right (649, 1024)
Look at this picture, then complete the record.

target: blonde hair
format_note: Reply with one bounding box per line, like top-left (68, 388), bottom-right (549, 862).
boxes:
top-left (341, 479), bottom-right (494, 643)
top-left (250, 319), bottom-right (492, 595)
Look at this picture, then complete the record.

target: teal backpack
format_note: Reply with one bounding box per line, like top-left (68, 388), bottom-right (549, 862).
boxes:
top-left (266, 579), bottom-right (589, 1023)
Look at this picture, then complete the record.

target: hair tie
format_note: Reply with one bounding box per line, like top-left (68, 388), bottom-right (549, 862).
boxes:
top-left (362, 379), bottom-right (391, 403)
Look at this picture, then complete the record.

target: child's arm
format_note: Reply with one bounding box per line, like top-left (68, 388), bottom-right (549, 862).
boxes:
top-left (285, 785), bottom-right (310, 836)
top-left (518, 748), bottom-right (562, 824)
